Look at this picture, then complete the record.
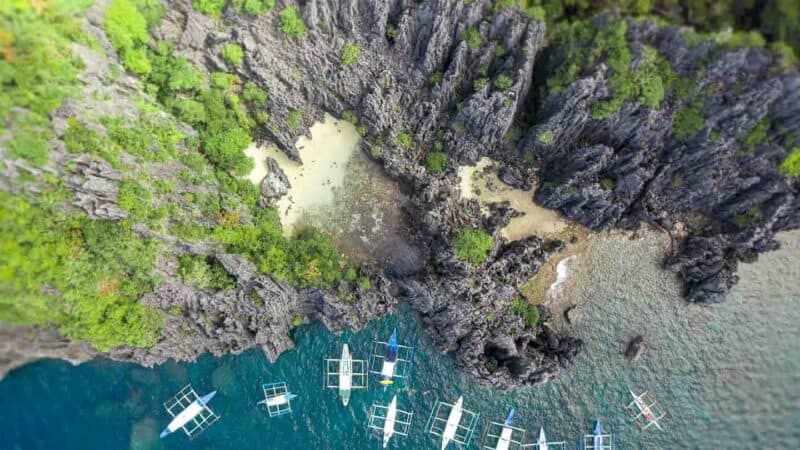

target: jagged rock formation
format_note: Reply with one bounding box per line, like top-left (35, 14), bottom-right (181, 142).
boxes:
top-left (524, 18), bottom-right (799, 303)
top-left (1, 0), bottom-right (797, 387)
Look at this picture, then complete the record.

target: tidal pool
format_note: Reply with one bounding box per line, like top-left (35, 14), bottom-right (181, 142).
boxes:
top-left (245, 115), bottom-right (421, 271)
top-left (457, 157), bottom-right (574, 241)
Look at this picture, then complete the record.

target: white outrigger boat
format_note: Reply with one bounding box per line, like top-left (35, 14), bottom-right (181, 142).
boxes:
top-left (325, 344), bottom-right (367, 406)
top-left (160, 385), bottom-right (220, 440)
top-left (521, 428), bottom-right (566, 450)
top-left (425, 396), bottom-right (480, 450)
top-left (368, 395), bottom-right (413, 448)
top-left (483, 409), bottom-right (527, 450)
top-left (258, 382), bottom-right (297, 417)
top-left (582, 420), bottom-right (613, 450)
top-left (625, 389), bottom-right (666, 431)
top-left (369, 329), bottom-right (415, 390)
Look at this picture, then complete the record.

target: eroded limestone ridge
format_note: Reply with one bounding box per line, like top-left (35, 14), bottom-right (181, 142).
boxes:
top-left (0, 0), bottom-right (797, 388)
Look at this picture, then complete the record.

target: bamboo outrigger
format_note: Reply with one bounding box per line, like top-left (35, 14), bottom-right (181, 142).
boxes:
top-left (521, 428), bottom-right (566, 449)
top-left (258, 382), bottom-right (297, 418)
top-left (625, 389), bottom-right (666, 431)
top-left (582, 420), bottom-right (613, 450)
top-left (482, 409), bottom-right (527, 450)
top-left (324, 343), bottom-right (367, 406)
top-left (160, 384), bottom-right (220, 440)
top-left (369, 329), bottom-right (415, 390)
top-left (368, 395), bottom-right (413, 448)
top-left (425, 396), bottom-right (481, 450)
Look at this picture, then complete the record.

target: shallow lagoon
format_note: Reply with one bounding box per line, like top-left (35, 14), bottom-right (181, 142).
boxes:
top-left (1, 231), bottom-right (798, 450)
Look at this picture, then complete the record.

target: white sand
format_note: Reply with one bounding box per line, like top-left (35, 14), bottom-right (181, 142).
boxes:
top-left (245, 114), bottom-right (360, 233)
top-left (458, 157), bottom-right (570, 241)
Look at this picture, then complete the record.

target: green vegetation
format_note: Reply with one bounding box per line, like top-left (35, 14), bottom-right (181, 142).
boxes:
top-left (510, 298), bottom-right (540, 329)
top-left (495, 0), bottom-right (799, 59)
top-left (493, 74), bottom-right (514, 91)
top-left (279, 5), bottom-right (308, 38)
top-left (672, 103), bottom-right (704, 138)
top-left (340, 41), bottom-right (360, 66)
top-left (428, 71), bottom-right (443, 86)
top-left (139, 44), bottom-right (350, 288)
top-left (286, 110), bottom-right (303, 130)
top-left (474, 77), bottom-right (489, 91)
top-left (0, 191), bottom-right (164, 351)
top-left (743, 119), bottom-right (771, 150)
top-left (452, 228), bottom-right (493, 265)
top-left (242, 82), bottom-right (268, 104)
top-left (103, 114), bottom-right (182, 163)
top-left (220, 43), bottom-right (244, 67)
top-left (547, 19), bottom-right (673, 119)
top-left (1, 2), bottom-right (92, 166)
top-left (105, 0), bottom-right (151, 75)
top-left (394, 132), bottom-right (413, 150)
top-left (732, 206), bottom-right (764, 228)
top-left (537, 129), bottom-right (554, 145)
top-left (193, 0), bottom-right (226, 16)
top-left (178, 254), bottom-right (236, 290)
top-left (460, 26), bottom-right (482, 50)
top-left (63, 119), bottom-right (121, 167)
top-left (779, 147), bottom-right (800, 176)
top-left (425, 151), bottom-right (449, 173)
top-left (232, 0), bottom-right (275, 15)
top-left (492, 0), bottom-right (545, 20)
top-left (292, 315), bottom-right (303, 327)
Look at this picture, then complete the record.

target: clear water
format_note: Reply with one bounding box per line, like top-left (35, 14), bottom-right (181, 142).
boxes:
top-left (1, 231), bottom-right (798, 449)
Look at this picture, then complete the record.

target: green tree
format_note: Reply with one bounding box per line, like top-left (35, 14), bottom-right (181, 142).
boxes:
top-left (425, 151), bottom-right (449, 173)
top-left (452, 228), bottom-right (493, 265)
top-left (279, 5), bottom-right (308, 38)
top-left (221, 43), bottom-right (244, 67)
top-left (340, 41), bottom-right (361, 66)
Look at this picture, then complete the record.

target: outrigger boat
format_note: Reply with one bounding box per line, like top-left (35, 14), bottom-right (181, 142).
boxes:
top-left (258, 382), bottom-right (297, 417)
top-left (368, 395), bottom-right (413, 448)
top-left (369, 328), bottom-right (414, 390)
top-left (383, 396), bottom-right (399, 447)
top-left (582, 420), bottom-right (613, 450)
top-left (625, 389), bottom-right (665, 431)
top-left (160, 385), bottom-right (220, 440)
top-left (425, 396), bottom-right (480, 450)
top-left (339, 344), bottom-right (352, 406)
top-left (325, 343), bottom-right (367, 406)
top-left (441, 396), bottom-right (465, 450)
top-left (527, 428), bottom-right (566, 450)
top-left (380, 329), bottom-right (399, 388)
top-left (483, 408), bottom-right (528, 450)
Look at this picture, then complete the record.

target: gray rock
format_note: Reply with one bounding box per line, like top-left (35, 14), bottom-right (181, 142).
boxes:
top-left (260, 157), bottom-right (290, 200)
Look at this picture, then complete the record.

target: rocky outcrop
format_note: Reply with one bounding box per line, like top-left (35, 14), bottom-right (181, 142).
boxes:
top-left (3, 0), bottom-right (796, 388)
top-left (520, 17), bottom-right (799, 303)
top-left (259, 157), bottom-right (290, 200)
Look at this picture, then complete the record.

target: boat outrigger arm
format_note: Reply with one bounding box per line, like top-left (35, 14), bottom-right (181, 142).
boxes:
top-left (368, 395), bottom-right (413, 448)
top-left (380, 329), bottom-right (399, 387)
top-left (369, 328), bottom-right (415, 390)
top-left (519, 427), bottom-right (566, 450)
top-left (625, 389), bottom-right (665, 431)
top-left (324, 344), bottom-right (368, 406)
top-left (483, 408), bottom-right (529, 450)
top-left (426, 396), bottom-right (480, 450)
top-left (582, 420), bottom-right (613, 450)
top-left (160, 385), bottom-right (220, 440)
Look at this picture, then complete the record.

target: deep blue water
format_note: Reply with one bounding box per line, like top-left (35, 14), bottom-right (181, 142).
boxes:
top-left (1, 231), bottom-right (798, 449)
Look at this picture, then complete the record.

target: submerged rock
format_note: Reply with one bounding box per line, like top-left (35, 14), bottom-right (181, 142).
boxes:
top-left (624, 334), bottom-right (647, 362)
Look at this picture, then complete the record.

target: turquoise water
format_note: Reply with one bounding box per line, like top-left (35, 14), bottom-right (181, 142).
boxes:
top-left (1, 231), bottom-right (798, 449)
